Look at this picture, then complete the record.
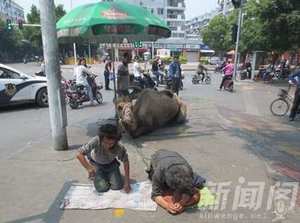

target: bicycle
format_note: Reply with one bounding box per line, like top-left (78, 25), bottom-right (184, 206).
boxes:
top-left (270, 86), bottom-right (295, 116)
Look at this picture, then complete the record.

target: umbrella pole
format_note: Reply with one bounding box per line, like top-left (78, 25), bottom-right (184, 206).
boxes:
top-left (73, 43), bottom-right (77, 64)
top-left (112, 45), bottom-right (118, 119)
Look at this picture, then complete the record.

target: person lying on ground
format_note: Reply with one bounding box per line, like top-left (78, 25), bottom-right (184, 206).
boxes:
top-left (147, 149), bottom-right (204, 214)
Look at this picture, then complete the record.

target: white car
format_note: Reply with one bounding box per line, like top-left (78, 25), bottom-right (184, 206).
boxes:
top-left (0, 64), bottom-right (48, 107)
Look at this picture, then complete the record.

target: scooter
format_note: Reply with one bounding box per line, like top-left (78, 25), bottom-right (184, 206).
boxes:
top-left (223, 75), bottom-right (234, 92)
top-left (192, 73), bottom-right (211, 85)
top-left (65, 74), bottom-right (103, 109)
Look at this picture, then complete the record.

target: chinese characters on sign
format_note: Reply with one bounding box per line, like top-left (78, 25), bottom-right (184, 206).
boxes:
top-left (202, 177), bottom-right (299, 221)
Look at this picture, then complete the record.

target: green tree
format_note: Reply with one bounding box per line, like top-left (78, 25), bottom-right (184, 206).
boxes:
top-left (55, 4), bottom-right (66, 22)
top-left (201, 15), bottom-right (233, 55)
top-left (22, 4), bottom-right (67, 55)
top-left (202, 0), bottom-right (300, 56)
top-left (231, 0), bottom-right (269, 55)
top-left (22, 5), bottom-right (42, 54)
top-left (0, 18), bottom-right (25, 61)
top-left (258, 0), bottom-right (300, 53)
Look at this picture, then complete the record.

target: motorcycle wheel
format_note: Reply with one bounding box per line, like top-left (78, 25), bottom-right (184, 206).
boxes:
top-left (95, 91), bottom-right (103, 104)
top-left (226, 82), bottom-right (234, 92)
top-left (205, 77), bottom-right (211, 84)
top-left (192, 78), bottom-right (198, 85)
top-left (270, 98), bottom-right (290, 116)
top-left (69, 99), bottom-right (79, 109)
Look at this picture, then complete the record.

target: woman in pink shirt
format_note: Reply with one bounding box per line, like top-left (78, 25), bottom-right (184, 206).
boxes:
top-left (219, 61), bottom-right (234, 90)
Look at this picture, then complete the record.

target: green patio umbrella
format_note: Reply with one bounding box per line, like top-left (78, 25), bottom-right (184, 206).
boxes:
top-left (56, 0), bottom-right (171, 110)
top-left (56, 0), bottom-right (171, 43)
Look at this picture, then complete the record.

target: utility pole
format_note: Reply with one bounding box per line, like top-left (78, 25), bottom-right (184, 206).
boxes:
top-left (39, 0), bottom-right (68, 151)
top-left (232, 0), bottom-right (244, 80)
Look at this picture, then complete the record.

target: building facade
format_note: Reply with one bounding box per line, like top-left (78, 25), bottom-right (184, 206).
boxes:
top-left (126, 0), bottom-right (186, 38)
top-left (0, 0), bottom-right (25, 23)
top-left (185, 0), bottom-right (233, 38)
top-left (185, 10), bottom-right (219, 38)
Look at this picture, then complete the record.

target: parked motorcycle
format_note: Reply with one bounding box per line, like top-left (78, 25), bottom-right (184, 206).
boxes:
top-left (65, 74), bottom-right (103, 109)
top-left (275, 65), bottom-right (290, 80)
top-left (131, 73), bottom-right (157, 90)
top-left (128, 72), bottom-right (157, 100)
top-left (166, 77), bottom-right (184, 91)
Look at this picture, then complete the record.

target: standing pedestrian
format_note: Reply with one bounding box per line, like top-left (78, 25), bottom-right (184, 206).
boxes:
top-left (104, 58), bottom-right (112, 90)
top-left (117, 53), bottom-right (131, 97)
top-left (245, 61), bottom-right (252, 79)
top-left (168, 56), bottom-right (182, 95)
top-left (152, 57), bottom-right (160, 86)
top-left (133, 57), bottom-right (144, 86)
top-left (288, 66), bottom-right (300, 121)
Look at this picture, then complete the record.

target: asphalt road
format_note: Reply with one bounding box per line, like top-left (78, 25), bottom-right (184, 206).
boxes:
top-left (0, 62), bottom-right (115, 159)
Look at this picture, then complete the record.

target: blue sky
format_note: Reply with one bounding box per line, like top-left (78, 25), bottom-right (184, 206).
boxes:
top-left (17, 0), bottom-right (218, 20)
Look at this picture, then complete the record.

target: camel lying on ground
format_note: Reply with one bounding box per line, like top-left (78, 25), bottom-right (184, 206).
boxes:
top-left (117, 89), bottom-right (187, 138)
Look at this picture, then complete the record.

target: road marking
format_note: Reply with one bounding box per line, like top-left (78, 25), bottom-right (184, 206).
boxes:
top-left (5, 141), bottom-right (33, 160)
top-left (113, 208), bottom-right (125, 217)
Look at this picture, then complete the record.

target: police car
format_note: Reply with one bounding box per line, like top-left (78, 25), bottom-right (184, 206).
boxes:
top-left (0, 64), bottom-right (48, 107)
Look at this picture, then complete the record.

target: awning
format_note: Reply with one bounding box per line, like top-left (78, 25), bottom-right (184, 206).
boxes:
top-left (200, 49), bottom-right (215, 53)
top-left (200, 44), bottom-right (214, 54)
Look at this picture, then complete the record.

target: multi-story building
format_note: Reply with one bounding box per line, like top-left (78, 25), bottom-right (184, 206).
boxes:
top-left (185, 10), bottom-right (219, 38)
top-left (218, 0), bottom-right (234, 16)
top-left (126, 0), bottom-right (186, 38)
top-left (185, 0), bottom-right (233, 38)
top-left (165, 0), bottom-right (186, 38)
top-left (0, 0), bottom-right (25, 23)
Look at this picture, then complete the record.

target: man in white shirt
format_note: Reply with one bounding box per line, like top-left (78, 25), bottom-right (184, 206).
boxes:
top-left (133, 57), bottom-right (142, 78)
top-left (74, 58), bottom-right (94, 104)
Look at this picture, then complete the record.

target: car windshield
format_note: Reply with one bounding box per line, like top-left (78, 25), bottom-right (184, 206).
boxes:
top-left (0, 67), bottom-right (21, 79)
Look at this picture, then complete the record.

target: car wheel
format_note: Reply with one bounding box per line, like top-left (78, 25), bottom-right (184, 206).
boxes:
top-left (36, 88), bottom-right (48, 107)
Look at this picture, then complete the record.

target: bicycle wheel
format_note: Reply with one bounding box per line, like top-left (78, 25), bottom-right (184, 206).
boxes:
top-left (270, 98), bottom-right (290, 116)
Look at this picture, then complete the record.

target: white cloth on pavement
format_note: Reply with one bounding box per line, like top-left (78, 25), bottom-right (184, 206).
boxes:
top-left (60, 181), bottom-right (157, 211)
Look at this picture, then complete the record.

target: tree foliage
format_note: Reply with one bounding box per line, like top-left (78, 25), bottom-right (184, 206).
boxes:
top-left (0, 4), bottom-right (66, 62)
top-left (0, 18), bottom-right (25, 61)
top-left (202, 0), bottom-right (300, 55)
top-left (201, 15), bottom-right (233, 55)
top-left (22, 5), bottom-right (42, 54)
top-left (55, 4), bottom-right (67, 22)
top-left (258, 0), bottom-right (300, 53)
